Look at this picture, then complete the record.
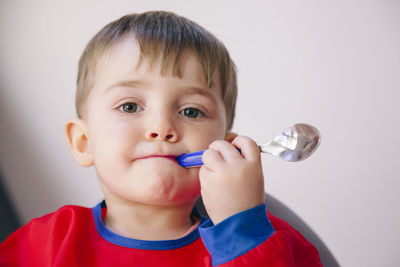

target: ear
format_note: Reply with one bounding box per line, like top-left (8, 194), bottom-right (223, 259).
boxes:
top-left (65, 119), bottom-right (94, 167)
top-left (224, 132), bottom-right (238, 143)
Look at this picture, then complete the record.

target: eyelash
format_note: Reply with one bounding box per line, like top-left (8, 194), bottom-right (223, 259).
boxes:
top-left (179, 107), bottom-right (205, 119)
top-left (117, 102), bottom-right (206, 119)
top-left (118, 102), bottom-right (142, 113)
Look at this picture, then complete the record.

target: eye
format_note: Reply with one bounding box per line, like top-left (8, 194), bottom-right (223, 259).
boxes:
top-left (119, 102), bottom-right (139, 113)
top-left (180, 107), bottom-right (204, 119)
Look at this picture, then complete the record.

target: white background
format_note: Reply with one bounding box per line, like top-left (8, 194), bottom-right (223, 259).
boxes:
top-left (1, 1), bottom-right (399, 266)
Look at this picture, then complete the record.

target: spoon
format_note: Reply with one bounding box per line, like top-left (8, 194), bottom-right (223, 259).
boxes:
top-left (176, 123), bottom-right (321, 168)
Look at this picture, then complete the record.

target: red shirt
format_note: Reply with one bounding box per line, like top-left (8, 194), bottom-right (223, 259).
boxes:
top-left (0, 201), bottom-right (321, 266)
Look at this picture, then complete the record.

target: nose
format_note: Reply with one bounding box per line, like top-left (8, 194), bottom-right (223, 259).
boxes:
top-left (145, 114), bottom-right (179, 143)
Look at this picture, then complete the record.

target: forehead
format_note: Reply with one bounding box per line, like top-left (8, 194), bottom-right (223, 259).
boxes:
top-left (93, 37), bottom-right (218, 90)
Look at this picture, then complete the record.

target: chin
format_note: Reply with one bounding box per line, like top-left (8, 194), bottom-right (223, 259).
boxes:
top-left (137, 171), bottom-right (200, 205)
top-left (125, 158), bottom-right (200, 203)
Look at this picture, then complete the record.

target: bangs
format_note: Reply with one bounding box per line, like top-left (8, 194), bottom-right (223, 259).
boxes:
top-left (114, 11), bottom-right (222, 87)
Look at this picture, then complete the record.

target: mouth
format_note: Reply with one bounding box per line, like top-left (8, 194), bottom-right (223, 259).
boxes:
top-left (139, 155), bottom-right (179, 163)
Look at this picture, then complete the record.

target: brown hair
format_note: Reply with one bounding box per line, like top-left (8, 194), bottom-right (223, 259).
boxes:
top-left (76, 11), bottom-right (237, 130)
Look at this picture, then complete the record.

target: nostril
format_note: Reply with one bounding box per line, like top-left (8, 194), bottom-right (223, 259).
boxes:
top-left (150, 133), bottom-right (158, 138)
top-left (166, 134), bottom-right (173, 140)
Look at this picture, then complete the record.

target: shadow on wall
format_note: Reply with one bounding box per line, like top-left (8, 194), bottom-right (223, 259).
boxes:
top-left (0, 172), bottom-right (20, 242)
top-left (0, 80), bottom-right (69, 227)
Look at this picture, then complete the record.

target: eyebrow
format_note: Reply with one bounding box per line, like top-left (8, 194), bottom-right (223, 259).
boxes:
top-left (105, 80), bottom-right (145, 91)
top-left (181, 86), bottom-right (217, 103)
top-left (106, 79), bottom-right (217, 103)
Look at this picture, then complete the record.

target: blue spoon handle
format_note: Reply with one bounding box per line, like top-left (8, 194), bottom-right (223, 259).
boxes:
top-left (176, 150), bottom-right (205, 168)
top-left (176, 148), bottom-right (242, 168)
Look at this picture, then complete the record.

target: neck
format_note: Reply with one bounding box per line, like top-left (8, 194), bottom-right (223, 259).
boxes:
top-left (103, 198), bottom-right (198, 241)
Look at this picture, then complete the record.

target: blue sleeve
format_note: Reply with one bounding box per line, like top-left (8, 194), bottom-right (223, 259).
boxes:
top-left (198, 204), bottom-right (275, 266)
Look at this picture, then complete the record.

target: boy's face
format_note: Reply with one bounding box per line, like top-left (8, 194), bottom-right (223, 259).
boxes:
top-left (81, 38), bottom-right (228, 206)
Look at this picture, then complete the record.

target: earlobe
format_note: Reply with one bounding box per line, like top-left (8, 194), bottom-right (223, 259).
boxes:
top-left (224, 132), bottom-right (238, 143)
top-left (65, 119), bottom-right (94, 167)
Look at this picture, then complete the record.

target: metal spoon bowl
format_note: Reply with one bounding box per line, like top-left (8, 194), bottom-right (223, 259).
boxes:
top-left (260, 123), bottom-right (320, 162)
top-left (176, 123), bottom-right (321, 168)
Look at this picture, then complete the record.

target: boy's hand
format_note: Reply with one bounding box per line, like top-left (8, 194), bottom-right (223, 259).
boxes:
top-left (199, 136), bottom-right (265, 225)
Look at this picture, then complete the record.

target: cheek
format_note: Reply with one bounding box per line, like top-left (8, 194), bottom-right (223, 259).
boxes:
top-left (88, 119), bottom-right (141, 161)
top-left (186, 125), bottom-right (225, 151)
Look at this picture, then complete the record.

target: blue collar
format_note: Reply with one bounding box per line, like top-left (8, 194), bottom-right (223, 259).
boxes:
top-left (92, 200), bottom-right (205, 250)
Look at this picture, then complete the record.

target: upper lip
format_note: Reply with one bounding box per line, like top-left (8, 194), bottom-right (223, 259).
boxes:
top-left (136, 154), bottom-right (181, 160)
top-left (141, 154), bottom-right (178, 159)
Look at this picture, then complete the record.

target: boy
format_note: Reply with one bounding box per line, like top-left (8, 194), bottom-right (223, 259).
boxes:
top-left (0, 11), bottom-right (321, 266)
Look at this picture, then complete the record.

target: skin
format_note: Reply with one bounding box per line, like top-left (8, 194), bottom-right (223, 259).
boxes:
top-left (65, 37), bottom-right (264, 241)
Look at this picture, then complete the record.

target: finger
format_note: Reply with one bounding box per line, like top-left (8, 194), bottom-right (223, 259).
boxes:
top-left (231, 136), bottom-right (261, 162)
top-left (224, 132), bottom-right (238, 143)
top-left (198, 164), bottom-right (212, 180)
top-left (208, 140), bottom-right (241, 163)
top-left (202, 148), bottom-right (223, 171)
